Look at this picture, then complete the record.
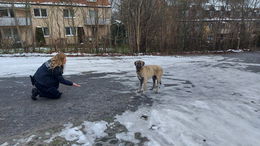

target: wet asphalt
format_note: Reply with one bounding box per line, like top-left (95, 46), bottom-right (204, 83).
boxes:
top-left (0, 73), bottom-right (152, 143)
top-left (221, 51), bottom-right (260, 73)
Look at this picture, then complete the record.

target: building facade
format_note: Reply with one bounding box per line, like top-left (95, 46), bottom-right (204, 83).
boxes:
top-left (0, 0), bottom-right (111, 47)
top-left (184, 3), bottom-right (260, 49)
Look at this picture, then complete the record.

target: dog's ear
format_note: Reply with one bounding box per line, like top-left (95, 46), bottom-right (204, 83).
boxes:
top-left (141, 61), bottom-right (145, 66)
top-left (134, 61), bottom-right (137, 66)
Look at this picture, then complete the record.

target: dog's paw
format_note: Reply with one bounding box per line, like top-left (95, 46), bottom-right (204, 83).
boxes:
top-left (137, 89), bottom-right (144, 93)
top-left (150, 88), bottom-right (154, 90)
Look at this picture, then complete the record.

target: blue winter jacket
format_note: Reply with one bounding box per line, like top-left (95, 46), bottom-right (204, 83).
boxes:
top-left (33, 60), bottom-right (73, 88)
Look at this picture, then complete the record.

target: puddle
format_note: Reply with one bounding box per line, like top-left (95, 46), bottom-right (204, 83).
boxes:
top-left (164, 84), bottom-right (179, 87)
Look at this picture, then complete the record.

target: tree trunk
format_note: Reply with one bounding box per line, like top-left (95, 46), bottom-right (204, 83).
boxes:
top-left (11, 1), bottom-right (24, 49)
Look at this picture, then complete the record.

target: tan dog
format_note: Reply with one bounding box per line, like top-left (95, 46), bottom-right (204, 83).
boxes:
top-left (134, 60), bottom-right (163, 93)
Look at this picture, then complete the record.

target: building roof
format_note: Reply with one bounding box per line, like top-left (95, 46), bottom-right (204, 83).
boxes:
top-left (0, 0), bottom-right (111, 7)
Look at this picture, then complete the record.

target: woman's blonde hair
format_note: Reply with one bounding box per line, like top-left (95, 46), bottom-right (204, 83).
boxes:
top-left (50, 53), bottom-right (66, 69)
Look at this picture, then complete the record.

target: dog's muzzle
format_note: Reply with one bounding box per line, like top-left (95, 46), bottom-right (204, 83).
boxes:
top-left (136, 66), bottom-right (142, 72)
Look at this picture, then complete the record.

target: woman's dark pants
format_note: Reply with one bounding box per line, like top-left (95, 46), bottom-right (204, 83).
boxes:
top-left (35, 82), bottom-right (62, 99)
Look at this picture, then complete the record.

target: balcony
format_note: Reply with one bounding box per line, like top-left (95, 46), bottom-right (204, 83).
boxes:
top-left (85, 18), bottom-right (111, 25)
top-left (0, 17), bottom-right (31, 26)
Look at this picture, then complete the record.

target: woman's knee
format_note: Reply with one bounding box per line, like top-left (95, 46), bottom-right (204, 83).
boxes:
top-left (49, 92), bottom-right (62, 99)
top-left (47, 87), bottom-right (62, 99)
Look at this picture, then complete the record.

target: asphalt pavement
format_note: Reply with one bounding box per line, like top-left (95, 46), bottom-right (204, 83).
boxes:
top-left (0, 73), bottom-right (152, 143)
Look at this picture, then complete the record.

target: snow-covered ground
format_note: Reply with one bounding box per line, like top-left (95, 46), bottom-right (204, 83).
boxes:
top-left (1, 54), bottom-right (260, 146)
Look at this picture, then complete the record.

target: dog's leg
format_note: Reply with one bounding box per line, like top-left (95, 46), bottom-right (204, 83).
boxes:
top-left (156, 76), bottom-right (162, 93)
top-left (143, 78), bottom-right (148, 92)
top-left (138, 77), bottom-right (144, 92)
top-left (151, 75), bottom-right (157, 90)
top-left (155, 80), bottom-right (159, 93)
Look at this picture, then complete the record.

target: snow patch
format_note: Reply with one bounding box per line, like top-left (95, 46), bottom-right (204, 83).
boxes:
top-left (0, 142), bottom-right (8, 146)
top-left (116, 132), bottom-right (140, 144)
top-left (227, 49), bottom-right (244, 53)
top-left (45, 121), bottom-right (108, 145)
top-left (12, 135), bottom-right (36, 146)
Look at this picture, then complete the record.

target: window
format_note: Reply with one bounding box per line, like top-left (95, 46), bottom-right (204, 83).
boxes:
top-left (196, 11), bottom-right (202, 17)
top-left (207, 35), bottom-right (213, 41)
top-left (0, 9), bottom-right (8, 17)
top-left (184, 10), bottom-right (189, 17)
top-left (248, 12), bottom-right (253, 17)
top-left (34, 8), bottom-right (48, 17)
top-left (88, 0), bottom-right (97, 2)
top-left (220, 11), bottom-right (224, 16)
top-left (0, 8), bottom-right (14, 17)
top-left (89, 10), bottom-right (98, 18)
top-left (209, 11), bottom-right (214, 17)
top-left (41, 9), bottom-right (47, 17)
top-left (208, 23), bottom-right (213, 29)
top-left (257, 10), bottom-right (260, 16)
top-left (256, 22), bottom-right (260, 29)
top-left (2, 28), bottom-right (18, 40)
top-left (65, 27), bottom-right (76, 36)
top-left (63, 9), bottom-right (75, 18)
top-left (42, 27), bottom-right (49, 36)
top-left (34, 9), bottom-right (40, 17)
top-left (3, 28), bottom-right (13, 38)
top-left (91, 26), bottom-right (97, 36)
top-left (239, 11), bottom-right (243, 17)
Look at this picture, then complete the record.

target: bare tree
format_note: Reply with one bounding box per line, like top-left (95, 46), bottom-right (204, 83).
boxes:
top-left (11, 0), bottom-right (24, 49)
top-left (116, 0), bottom-right (260, 54)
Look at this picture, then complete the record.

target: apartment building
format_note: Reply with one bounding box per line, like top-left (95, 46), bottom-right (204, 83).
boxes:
top-left (186, 4), bottom-right (260, 48)
top-left (0, 0), bottom-right (111, 47)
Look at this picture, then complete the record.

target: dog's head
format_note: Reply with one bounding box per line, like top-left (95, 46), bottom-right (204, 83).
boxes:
top-left (134, 60), bottom-right (145, 72)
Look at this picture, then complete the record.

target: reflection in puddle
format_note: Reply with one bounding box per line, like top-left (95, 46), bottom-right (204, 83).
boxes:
top-left (245, 66), bottom-right (260, 73)
top-left (81, 71), bottom-right (97, 74)
top-left (164, 84), bottom-right (178, 87)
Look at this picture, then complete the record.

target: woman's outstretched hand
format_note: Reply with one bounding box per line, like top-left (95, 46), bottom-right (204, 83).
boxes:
top-left (73, 83), bottom-right (81, 87)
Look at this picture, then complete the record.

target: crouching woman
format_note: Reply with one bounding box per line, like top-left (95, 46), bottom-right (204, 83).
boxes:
top-left (30, 53), bottom-right (80, 100)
